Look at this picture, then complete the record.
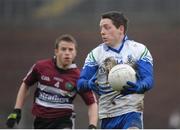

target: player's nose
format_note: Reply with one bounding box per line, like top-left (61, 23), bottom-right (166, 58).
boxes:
top-left (100, 28), bottom-right (106, 35)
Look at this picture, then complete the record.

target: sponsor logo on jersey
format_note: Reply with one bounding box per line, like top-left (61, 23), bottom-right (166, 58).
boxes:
top-left (127, 54), bottom-right (135, 66)
top-left (65, 82), bottom-right (74, 91)
top-left (38, 91), bottom-right (69, 103)
top-left (114, 56), bottom-right (123, 64)
top-left (54, 77), bottom-right (63, 82)
top-left (41, 75), bottom-right (50, 81)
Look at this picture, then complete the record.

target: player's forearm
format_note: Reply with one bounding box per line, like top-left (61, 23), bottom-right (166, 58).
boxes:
top-left (14, 82), bottom-right (29, 109)
top-left (137, 59), bottom-right (154, 90)
top-left (88, 102), bottom-right (98, 126)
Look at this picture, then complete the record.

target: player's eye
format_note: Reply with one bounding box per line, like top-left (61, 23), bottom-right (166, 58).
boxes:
top-left (61, 47), bottom-right (67, 51)
top-left (69, 48), bottom-right (74, 51)
top-left (104, 25), bottom-right (111, 30)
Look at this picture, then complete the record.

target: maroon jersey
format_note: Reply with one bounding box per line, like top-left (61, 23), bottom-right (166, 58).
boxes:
top-left (23, 58), bottom-right (96, 118)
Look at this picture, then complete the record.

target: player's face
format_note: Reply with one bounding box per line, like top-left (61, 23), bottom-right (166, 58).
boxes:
top-left (55, 41), bottom-right (77, 68)
top-left (100, 18), bottom-right (124, 47)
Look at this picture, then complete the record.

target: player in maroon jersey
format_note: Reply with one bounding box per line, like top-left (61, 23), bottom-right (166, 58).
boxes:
top-left (6, 34), bottom-right (98, 129)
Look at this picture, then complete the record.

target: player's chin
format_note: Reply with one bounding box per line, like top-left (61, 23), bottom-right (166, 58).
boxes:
top-left (63, 59), bottom-right (72, 65)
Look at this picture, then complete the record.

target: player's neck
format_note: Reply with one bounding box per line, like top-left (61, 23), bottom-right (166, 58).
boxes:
top-left (57, 64), bottom-right (67, 70)
top-left (56, 59), bottom-right (69, 70)
top-left (111, 35), bottom-right (125, 48)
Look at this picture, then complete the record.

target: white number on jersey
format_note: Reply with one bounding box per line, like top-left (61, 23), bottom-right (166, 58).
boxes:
top-left (54, 81), bottom-right (60, 88)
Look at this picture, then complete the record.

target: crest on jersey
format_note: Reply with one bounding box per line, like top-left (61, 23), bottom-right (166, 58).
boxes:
top-left (65, 82), bottom-right (74, 91)
top-left (126, 54), bottom-right (136, 68)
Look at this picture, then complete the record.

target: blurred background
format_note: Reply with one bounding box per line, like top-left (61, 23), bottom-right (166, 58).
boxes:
top-left (0, 0), bottom-right (180, 128)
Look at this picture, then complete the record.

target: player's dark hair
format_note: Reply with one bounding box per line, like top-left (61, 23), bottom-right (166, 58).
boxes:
top-left (101, 11), bottom-right (128, 34)
top-left (55, 34), bottom-right (77, 49)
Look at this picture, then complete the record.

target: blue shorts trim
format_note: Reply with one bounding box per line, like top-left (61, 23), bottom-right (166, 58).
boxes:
top-left (100, 112), bottom-right (143, 129)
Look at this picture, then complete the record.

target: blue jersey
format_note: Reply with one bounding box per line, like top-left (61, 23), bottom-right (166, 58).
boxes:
top-left (78, 36), bottom-right (154, 119)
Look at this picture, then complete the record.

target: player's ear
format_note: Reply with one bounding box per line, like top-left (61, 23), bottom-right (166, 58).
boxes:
top-left (54, 48), bottom-right (58, 56)
top-left (119, 25), bottom-right (125, 34)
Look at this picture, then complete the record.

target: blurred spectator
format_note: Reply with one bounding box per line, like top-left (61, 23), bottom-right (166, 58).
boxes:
top-left (168, 109), bottom-right (180, 128)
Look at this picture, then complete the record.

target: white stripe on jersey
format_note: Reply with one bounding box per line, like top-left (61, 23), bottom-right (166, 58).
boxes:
top-left (35, 98), bottom-right (74, 109)
top-left (35, 83), bottom-right (75, 109)
top-left (38, 83), bottom-right (76, 97)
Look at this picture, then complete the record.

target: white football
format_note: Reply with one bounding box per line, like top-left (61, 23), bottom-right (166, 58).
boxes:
top-left (108, 64), bottom-right (136, 91)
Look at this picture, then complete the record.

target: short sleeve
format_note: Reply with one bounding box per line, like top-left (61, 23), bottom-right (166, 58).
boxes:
top-left (23, 64), bottom-right (39, 86)
top-left (79, 91), bottom-right (97, 105)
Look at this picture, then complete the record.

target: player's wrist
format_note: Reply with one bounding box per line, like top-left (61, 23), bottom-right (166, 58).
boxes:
top-left (88, 124), bottom-right (97, 129)
top-left (13, 108), bottom-right (21, 114)
top-left (137, 81), bottom-right (147, 93)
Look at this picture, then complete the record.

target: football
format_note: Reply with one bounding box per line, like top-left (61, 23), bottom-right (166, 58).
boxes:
top-left (108, 64), bottom-right (137, 91)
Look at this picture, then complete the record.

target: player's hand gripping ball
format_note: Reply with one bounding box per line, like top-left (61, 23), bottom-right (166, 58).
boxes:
top-left (108, 64), bottom-right (136, 91)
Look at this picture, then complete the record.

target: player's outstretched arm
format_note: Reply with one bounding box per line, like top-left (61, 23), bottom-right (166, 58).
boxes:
top-left (6, 82), bottom-right (29, 128)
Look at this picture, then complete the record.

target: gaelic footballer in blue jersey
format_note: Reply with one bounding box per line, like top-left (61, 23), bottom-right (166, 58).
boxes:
top-left (77, 11), bottom-right (154, 129)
